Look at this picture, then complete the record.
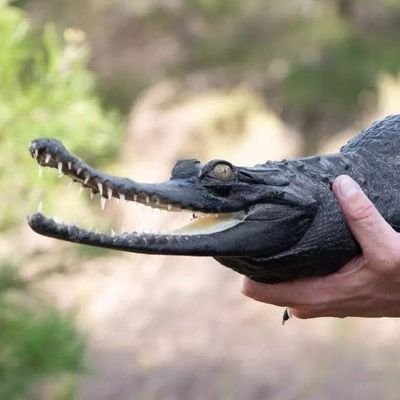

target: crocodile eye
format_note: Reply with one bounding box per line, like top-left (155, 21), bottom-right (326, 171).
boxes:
top-left (213, 163), bottom-right (234, 181)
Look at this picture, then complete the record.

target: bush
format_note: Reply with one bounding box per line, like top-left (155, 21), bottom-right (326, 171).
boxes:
top-left (0, 262), bottom-right (85, 399)
top-left (0, 2), bottom-right (123, 397)
top-left (0, 1), bottom-right (123, 231)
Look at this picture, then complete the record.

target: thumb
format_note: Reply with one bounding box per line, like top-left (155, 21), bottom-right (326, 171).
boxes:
top-left (333, 175), bottom-right (398, 259)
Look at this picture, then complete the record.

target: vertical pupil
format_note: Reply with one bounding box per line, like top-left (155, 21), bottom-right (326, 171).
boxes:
top-left (215, 164), bottom-right (231, 179)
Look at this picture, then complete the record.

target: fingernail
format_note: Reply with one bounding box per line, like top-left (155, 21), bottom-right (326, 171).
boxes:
top-left (338, 175), bottom-right (360, 198)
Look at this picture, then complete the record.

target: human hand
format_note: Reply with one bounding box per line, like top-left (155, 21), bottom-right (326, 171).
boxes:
top-left (241, 175), bottom-right (400, 320)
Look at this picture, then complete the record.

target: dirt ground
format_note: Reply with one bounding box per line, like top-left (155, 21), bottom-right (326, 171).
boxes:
top-left (32, 247), bottom-right (400, 400)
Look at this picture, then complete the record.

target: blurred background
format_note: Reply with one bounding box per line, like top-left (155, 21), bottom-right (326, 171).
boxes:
top-left (1, 0), bottom-right (400, 398)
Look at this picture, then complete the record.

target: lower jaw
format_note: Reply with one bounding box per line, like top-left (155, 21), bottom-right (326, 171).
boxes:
top-left (27, 212), bottom-right (245, 256)
top-left (28, 209), bottom-right (244, 239)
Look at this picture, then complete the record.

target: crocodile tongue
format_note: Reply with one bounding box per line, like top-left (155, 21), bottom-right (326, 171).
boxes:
top-left (174, 214), bottom-right (242, 235)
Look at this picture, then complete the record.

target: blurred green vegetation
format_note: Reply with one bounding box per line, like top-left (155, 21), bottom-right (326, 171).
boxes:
top-left (0, 262), bottom-right (85, 399)
top-left (0, 2), bottom-right (125, 397)
top-left (0, 1), bottom-right (122, 231)
top-left (20, 0), bottom-right (400, 152)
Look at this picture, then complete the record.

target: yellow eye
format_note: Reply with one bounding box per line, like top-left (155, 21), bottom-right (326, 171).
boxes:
top-left (213, 163), bottom-right (234, 181)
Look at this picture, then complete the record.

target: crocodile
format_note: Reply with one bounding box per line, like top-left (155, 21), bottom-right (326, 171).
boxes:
top-left (27, 114), bottom-right (400, 283)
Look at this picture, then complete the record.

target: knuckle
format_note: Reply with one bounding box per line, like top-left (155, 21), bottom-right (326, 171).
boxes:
top-left (372, 249), bottom-right (400, 273)
top-left (349, 200), bottom-right (376, 224)
top-left (241, 279), bottom-right (259, 300)
top-left (292, 307), bottom-right (316, 319)
top-left (387, 246), bottom-right (400, 263)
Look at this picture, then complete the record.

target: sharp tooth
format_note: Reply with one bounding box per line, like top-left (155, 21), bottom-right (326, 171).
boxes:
top-left (34, 149), bottom-right (39, 159)
top-left (45, 154), bottom-right (51, 164)
top-left (90, 191), bottom-right (94, 199)
top-left (84, 175), bottom-right (90, 184)
top-left (107, 188), bottom-right (112, 200)
top-left (77, 168), bottom-right (82, 175)
top-left (146, 196), bottom-right (150, 204)
top-left (38, 166), bottom-right (43, 178)
top-left (111, 228), bottom-right (116, 237)
top-left (68, 161), bottom-right (72, 170)
top-left (101, 197), bottom-right (107, 210)
top-left (168, 204), bottom-right (172, 211)
top-left (58, 162), bottom-right (63, 177)
top-left (37, 201), bottom-right (43, 213)
top-left (119, 193), bottom-right (126, 202)
top-left (97, 183), bottom-right (103, 196)
top-left (133, 194), bottom-right (137, 202)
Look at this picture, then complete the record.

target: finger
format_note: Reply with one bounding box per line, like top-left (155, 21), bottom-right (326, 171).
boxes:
top-left (241, 276), bottom-right (335, 307)
top-left (333, 175), bottom-right (399, 260)
top-left (291, 308), bottom-right (315, 319)
top-left (242, 257), bottom-right (367, 308)
top-left (291, 307), bottom-right (348, 319)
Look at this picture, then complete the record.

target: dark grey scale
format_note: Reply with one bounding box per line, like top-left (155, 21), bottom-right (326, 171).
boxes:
top-left (296, 163), bottom-right (306, 171)
top-left (321, 175), bottom-right (330, 184)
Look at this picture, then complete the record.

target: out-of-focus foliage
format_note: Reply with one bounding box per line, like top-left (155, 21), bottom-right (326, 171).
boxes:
top-left (22, 0), bottom-right (400, 152)
top-left (0, 2), bottom-right (125, 398)
top-left (0, 1), bottom-right (122, 231)
top-left (0, 263), bottom-right (85, 399)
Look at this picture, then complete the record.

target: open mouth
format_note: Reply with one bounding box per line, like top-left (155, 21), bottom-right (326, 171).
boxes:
top-left (27, 139), bottom-right (244, 247)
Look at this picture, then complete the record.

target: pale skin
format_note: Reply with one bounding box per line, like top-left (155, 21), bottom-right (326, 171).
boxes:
top-left (241, 175), bottom-right (400, 319)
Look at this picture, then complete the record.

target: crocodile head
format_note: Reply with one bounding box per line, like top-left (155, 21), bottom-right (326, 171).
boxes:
top-left (27, 116), bottom-right (400, 283)
top-left (27, 138), bottom-right (318, 263)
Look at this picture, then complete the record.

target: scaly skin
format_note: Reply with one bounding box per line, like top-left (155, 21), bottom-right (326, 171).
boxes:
top-left (27, 115), bottom-right (400, 283)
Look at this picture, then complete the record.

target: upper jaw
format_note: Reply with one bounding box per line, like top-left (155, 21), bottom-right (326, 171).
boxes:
top-left (30, 139), bottom-right (202, 212)
top-left (29, 138), bottom-right (248, 213)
